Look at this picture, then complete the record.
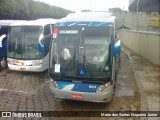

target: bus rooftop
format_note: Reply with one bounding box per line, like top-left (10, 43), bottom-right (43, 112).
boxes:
top-left (58, 12), bottom-right (115, 23)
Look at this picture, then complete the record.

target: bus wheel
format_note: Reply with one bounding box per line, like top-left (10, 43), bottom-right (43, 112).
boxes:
top-left (0, 56), bottom-right (7, 70)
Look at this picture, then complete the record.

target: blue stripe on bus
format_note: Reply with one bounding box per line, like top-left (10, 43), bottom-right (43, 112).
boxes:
top-left (68, 22), bottom-right (80, 26)
top-left (57, 80), bottom-right (101, 93)
top-left (88, 22), bottom-right (93, 26)
top-left (59, 22), bottom-right (65, 26)
top-left (55, 22), bottom-right (113, 27)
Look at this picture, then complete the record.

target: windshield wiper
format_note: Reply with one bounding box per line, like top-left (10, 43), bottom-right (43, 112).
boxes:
top-left (83, 49), bottom-right (94, 79)
top-left (13, 49), bottom-right (17, 58)
top-left (13, 39), bottom-right (18, 58)
top-left (13, 38), bottom-right (24, 58)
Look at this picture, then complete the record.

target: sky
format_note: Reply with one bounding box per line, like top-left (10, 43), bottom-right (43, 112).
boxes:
top-left (34, 0), bottom-right (129, 12)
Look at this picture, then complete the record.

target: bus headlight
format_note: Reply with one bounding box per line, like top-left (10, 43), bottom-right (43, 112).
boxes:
top-left (7, 59), bottom-right (13, 65)
top-left (50, 78), bottom-right (59, 88)
top-left (96, 82), bottom-right (111, 92)
top-left (32, 60), bottom-right (41, 66)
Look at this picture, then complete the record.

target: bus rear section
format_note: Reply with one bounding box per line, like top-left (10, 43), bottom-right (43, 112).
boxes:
top-left (0, 33), bottom-right (7, 70)
top-left (49, 12), bottom-right (120, 102)
top-left (0, 22), bottom-right (12, 70)
top-left (7, 19), bottom-right (56, 72)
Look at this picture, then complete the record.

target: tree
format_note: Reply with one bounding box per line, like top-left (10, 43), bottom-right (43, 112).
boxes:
top-left (0, 0), bottom-right (72, 19)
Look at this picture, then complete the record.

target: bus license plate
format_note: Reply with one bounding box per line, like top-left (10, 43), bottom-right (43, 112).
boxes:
top-left (72, 94), bottom-right (83, 99)
top-left (20, 68), bottom-right (26, 71)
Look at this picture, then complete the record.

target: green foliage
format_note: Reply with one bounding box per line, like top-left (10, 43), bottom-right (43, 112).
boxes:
top-left (0, 0), bottom-right (72, 19)
top-left (0, 0), bottom-right (17, 13)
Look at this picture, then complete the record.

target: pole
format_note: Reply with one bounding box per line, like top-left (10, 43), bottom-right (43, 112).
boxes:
top-left (137, 0), bottom-right (139, 30)
top-left (123, 6), bottom-right (124, 27)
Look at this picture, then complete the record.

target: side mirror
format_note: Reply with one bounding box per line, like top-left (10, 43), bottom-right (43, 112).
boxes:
top-left (39, 36), bottom-right (45, 56)
top-left (39, 34), bottom-right (52, 56)
top-left (0, 34), bottom-right (6, 47)
top-left (38, 43), bottom-right (45, 56)
top-left (114, 38), bottom-right (121, 57)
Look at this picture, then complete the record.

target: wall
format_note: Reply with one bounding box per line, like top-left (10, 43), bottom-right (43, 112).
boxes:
top-left (117, 30), bottom-right (160, 65)
top-left (115, 12), bottom-right (160, 32)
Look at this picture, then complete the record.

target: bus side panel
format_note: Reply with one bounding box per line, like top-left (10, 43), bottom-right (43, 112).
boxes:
top-left (0, 40), bottom-right (7, 58)
top-left (42, 53), bottom-right (49, 71)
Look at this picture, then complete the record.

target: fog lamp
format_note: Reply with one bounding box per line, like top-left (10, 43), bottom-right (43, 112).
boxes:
top-left (96, 82), bottom-right (111, 92)
top-left (50, 78), bottom-right (59, 88)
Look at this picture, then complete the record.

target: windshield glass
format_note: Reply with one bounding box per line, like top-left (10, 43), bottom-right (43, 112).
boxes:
top-left (8, 26), bottom-right (43, 60)
top-left (50, 27), bottom-right (113, 80)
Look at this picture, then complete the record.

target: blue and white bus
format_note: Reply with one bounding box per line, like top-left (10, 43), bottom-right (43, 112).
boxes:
top-left (49, 12), bottom-right (121, 102)
top-left (7, 19), bottom-right (57, 72)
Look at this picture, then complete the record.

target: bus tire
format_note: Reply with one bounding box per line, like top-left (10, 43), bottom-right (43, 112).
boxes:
top-left (0, 56), bottom-right (7, 70)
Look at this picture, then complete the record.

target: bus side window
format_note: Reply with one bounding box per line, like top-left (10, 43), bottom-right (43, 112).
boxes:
top-left (44, 24), bottom-right (51, 36)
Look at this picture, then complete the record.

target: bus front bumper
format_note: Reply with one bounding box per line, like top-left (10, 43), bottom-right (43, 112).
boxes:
top-left (8, 64), bottom-right (44, 72)
top-left (49, 81), bottom-right (114, 103)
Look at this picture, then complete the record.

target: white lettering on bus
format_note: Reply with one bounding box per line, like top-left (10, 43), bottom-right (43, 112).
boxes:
top-left (59, 30), bottom-right (78, 34)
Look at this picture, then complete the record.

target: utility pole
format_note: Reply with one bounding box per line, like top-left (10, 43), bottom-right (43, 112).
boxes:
top-left (123, 6), bottom-right (125, 28)
top-left (136, 0), bottom-right (139, 30)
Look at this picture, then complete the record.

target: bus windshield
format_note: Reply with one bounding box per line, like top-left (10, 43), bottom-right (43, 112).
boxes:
top-left (50, 27), bottom-right (113, 81)
top-left (8, 26), bottom-right (43, 60)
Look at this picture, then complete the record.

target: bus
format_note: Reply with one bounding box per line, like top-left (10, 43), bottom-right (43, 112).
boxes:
top-left (49, 12), bottom-right (121, 102)
top-left (7, 19), bottom-right (57, 72)
top-left (0, 20), bottom-right (25, 70)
